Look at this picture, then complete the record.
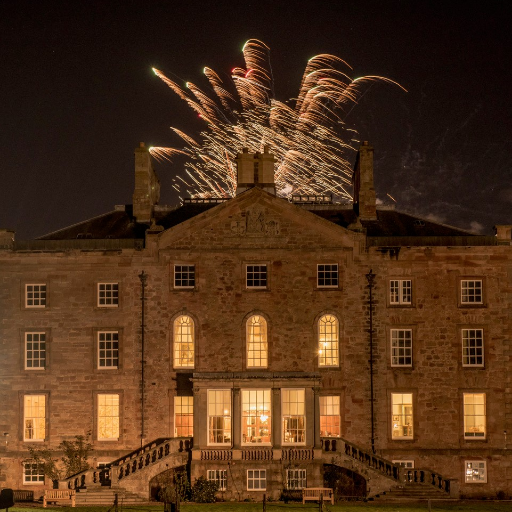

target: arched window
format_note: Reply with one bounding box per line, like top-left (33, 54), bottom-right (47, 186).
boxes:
top-left (318, 314), bottom-right (339, 367)
top-left (247, 315), bottom-right (268, 368)
top-left (174, 315), bottom-right (194, 368)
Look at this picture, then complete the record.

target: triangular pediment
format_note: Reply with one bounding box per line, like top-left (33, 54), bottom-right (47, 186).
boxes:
top-left (155, 188), bottom-right (359, 252)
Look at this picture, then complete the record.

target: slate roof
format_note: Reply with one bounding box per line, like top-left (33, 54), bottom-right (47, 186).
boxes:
top-left (35, 196), bottom-right (494, 246)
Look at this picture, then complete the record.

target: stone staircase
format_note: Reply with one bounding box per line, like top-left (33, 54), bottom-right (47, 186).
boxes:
top-left (64, 438), bottom-right (191, 502)
top-left (322, 438), bottom-right (456, 500)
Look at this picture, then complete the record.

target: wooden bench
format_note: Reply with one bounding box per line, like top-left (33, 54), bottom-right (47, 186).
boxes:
top-left (302, 487), bottom-right (334, 504)
top-left (43, 489), bottom-right (76, 508)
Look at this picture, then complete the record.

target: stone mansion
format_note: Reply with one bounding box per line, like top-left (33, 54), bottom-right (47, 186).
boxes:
top-left (0, 142), bottom-right (511, 502)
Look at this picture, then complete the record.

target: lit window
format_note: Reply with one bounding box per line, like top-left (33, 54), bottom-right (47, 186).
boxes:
top-left (317, 264), bottom-right (338, 288)
top-left (464, 393), bottom-right (486, 439)
top-left (247, 316), bottom-right (268, 368)
top-left (462, 329), bottom-right (484, 367)
top-left (98, 331), bottom-right (119, 369)
top-left (461, 280), bottom-right (483, 304)
top-left (465, 461), bottom-right (487, 483)
top-left (26, 284), bottom-right (46, 308)
top-left (174, 396), bottom-right (193, 437)
top-left (242, 389), bottom-right (271, 445)
top-left (391, 393), bottom-right (413, 439)
top-left (391, 329), bottom-right (412, 367)
top-left (246, 265), bottom-right (267, 289)
top-left (97, 394), bottom-right (120, 440)
top-left (390, 280), bottom-right (412, 305)
top-left (25, 332), bottom-right (46, 370)
top-left (174, 265), bottom-right (195, 289)
top-left (23, 462), bottom-right (45, 484)
top-left (320, 396), bottom-right (340, 437)
top-left (318, 315), bottom-right (339, 367)
top-left (287, 469), bottom-right (307, 489)
top-left (24, 395), bottom-right (46, 441)
top-left (208, 389), bottom-right (231, 445)
top-left (247, 469), bottom-right (266, 490)
top-left (98, 283), bottom-right (119, 307)
top-left (207, 469), bottom-right (227, 491)
top-left (282, 389), bottom-right (305, 445)
top-left (174, 315), bottom-right (194, 368)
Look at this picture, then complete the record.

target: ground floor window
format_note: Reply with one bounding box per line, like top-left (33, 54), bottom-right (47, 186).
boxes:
top-left (286, 468), bottom-right (307, 489)
top-left (463, 393), bottom-right (486, 439)
top-left (319, 395), bottom-right (340, 437)
top-left (247, 469), bottom-right (266, 490)
top-left (242, 389), bottom-right (271, 445)
top-left (23, 462), bottom-right (44, 484)
top-left (465, 461), bottom-right (487, 483)
top-left (97, 393), bottom-right (120, 440)
top-left (207, 469), bottom-right (227, 491)
top-left (282, 389), bottom-right (305, 444)
top-left (208, 389), bottom-right (231, 445)
top-left (24, 394), bottom-right (46, 441)
top-left (391, 393), bottom-right (413, 439)
top-left (174, 396), bottom-right (193, 437)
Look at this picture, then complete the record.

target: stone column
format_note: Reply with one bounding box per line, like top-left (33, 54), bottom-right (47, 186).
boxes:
top-left (232, 387), bottom-right (241, 448)
top-left (272, 388), bottom-right (281, 448)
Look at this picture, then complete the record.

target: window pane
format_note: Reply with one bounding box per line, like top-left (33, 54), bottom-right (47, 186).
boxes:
top-left (26, 284), bottom-right (46, 308)
top-left (207, 469), bottom-right (227, 491)
top-left (24, 395), bottom-right (46, 441)
top-left (320, 396), bottom-right (340, 437)
top-left (175, 265), bottom-right (195, 288)
top-left (391, 329), bottom-right (412, 366)
top-left (25, 332), bottom-right (46, 370)
top-left (287, 469), bottom-right (307, 489)
top-left (461, 280), bottom-right (482, 304)
top-left (465, 461), bottom-right (487, 482)
top-left (318, 315), bottom-right (339, 366)
top-left (247, 316), bottom-right (268, 368)
top-left (242, 389), bottom-right (271, 444)
top-left (390, 280), bottom-right (411, 305)
top-left (462, 329), bottom-right (484, 367)
top-left (391, 393), bottom-right (413, 439)
top-left (282, 389), bottom-right (305, 444)
top-left (98, 394), bottom-right (119, 440)
top-left (246, 265), bottom-right (267, 288)
top-left (98, 331), bottom-right (119, 369)
top-left (174, 315), bottom-right (194, 368)
top-left (464, 393), bottom-right (486, 439)
top-left (208, 390), bottom-right (231, 444)
top-left (247, 469), bottom-right (266, 490)
top-left (317, 264), bottom-right (338, 288)
top-left (24, 462), bottom-right (45, 484)
top-left (98, 283), bottom-right (119, 306)
top-left (175, 396), bottom-right (193, 437)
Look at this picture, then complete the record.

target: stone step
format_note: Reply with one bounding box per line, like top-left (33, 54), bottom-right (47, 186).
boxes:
top-left (75, 489), bottom-right (149, 505)
top-left (374, 484), bottom-right (449, 502)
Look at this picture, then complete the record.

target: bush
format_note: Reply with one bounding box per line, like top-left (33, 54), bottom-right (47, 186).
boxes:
top-left (190, 476), bottom-right (219, 503)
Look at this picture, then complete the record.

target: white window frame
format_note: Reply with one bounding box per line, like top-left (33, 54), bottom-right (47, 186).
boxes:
top-left (97, 393), bottom-right (120, 441)
top-left (174, 265), bottom-right (196, 289)
top-left (174, 396), bottom-right (193, 437)
top-left (318, 314), bottom-right (339, 367)
top-left (246, 315), bottom-right (268, 368)
top-left (461, 279), bottom-right (483, 305)
top-left (207, 469), bottom-right (227, 491)
top-left (25, 332), bottom-right (46, 370)
top-left (465, 460), bottom-right (487, 483)
top-left (173, 315), bottom-right (195, 369)
top-left (319, 395), bottom-right (340, 437)
top-left (391, 393), bottom-right (413, 440)
top-left (282, 388), bottom-right (306, 445)
top-left (391, 329), bottom-right (413, 367)
top-left (246, 264), bottom-right (267, 289)
top-left (97, 283), bottom-right (119, 307)
top-left (247, 469), bottom-right (266, 491)
top-left (286, 468), bottom-right (307, 489)
top-left (463, 393), bottom-right (486, 439)
top-left (392, 460), bottom-right (414, 468)
top-left (25, 284), bottom-right (47, 308)
top-left (23, 462), bottom-right (45, 484)
top-left (317, 264), bottom-right (338, 288)
top-left (241, 389), bottom-right (271, 446)
top-left (390, 280), bottom-right (412, 305)
top-left (98, 331), bottom-right (119, 369)
top-left (462, 329), bottom-right (484, 367)
top-left (24, 395), bottom-right (46, 442)
top-left (207, 389), bottom-right (231, 446)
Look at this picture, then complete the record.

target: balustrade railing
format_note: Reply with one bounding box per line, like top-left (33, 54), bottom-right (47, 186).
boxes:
top-left (242, 448), bottom-right (273, 461)
top-left (200, 450), bottom-right (233, 461)
top-left (281, 448), bottom-right (314, 461)
top-left (405, 469), bottom-right (451, 493)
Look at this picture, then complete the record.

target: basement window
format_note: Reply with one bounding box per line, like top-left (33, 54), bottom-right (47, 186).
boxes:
top-left (465, 461), bottom-right (487, 483)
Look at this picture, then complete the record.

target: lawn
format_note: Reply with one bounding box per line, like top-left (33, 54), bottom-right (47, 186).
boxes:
top-left (10, 500), bottom-right (512, 512)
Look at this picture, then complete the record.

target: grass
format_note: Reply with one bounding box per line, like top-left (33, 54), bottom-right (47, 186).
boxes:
top-left (10, 501), bottom-right (512, 512)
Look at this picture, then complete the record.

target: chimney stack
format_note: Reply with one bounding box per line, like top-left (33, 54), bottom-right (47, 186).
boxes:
top-left (235, 146), bottom-right (276, 195)
top-left (133, 142), bottom-right (160, 223)
top-left (352, 141), bottom-right (377, 221)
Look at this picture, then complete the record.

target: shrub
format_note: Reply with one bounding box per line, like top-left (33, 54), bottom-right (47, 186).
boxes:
top-left (191, 476), bottom-right (219, 503)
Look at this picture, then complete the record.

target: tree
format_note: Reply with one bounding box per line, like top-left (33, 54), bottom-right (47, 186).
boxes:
top-left (28, 434), bottom-right (93, 484)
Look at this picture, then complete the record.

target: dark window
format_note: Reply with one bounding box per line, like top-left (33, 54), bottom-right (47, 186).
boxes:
top-left (175, 265), bottom-right (195, 288)
top-left (317, 264), bottom-right (338, 288)
top-left (246, 265), bottom-right (267, 289)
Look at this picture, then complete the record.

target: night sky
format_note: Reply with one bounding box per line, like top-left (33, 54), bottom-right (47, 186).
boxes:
top-left (1, 1), bottom-right (511, 239)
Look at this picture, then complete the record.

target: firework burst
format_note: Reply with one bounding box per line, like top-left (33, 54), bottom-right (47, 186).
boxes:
top-left (151, 39), bottom-right (404, 200)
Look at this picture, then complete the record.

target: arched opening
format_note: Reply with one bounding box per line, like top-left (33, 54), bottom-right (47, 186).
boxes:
top-left (323, 464), bottom-right (367, 499)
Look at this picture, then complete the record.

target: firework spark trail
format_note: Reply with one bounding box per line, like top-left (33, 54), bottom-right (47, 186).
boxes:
top-left (151, 39), bottom-right (405, 200)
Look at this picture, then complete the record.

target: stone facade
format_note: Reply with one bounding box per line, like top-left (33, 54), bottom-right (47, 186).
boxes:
top-left (0, 144), bottom-right (511, 501)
